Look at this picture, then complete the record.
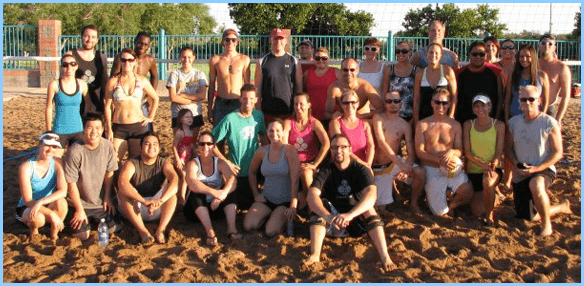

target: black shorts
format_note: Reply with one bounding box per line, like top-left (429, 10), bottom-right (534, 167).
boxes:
top-left (468, 168), bottom-right (503, 192)
top-left (63, 207), bottom-right (116, 234)
top-left (236, 176), bottom-right (254, 211)
top-left (512, 169), bottom-right (555, 221)
top-left (309, 214), bottom-right (369, 237)
top-left (57, 132), bottom-right (83, 148)
top-left (183, 191), bottom-right (237, 223)
top-left (262, 199), bottom-right (289, 211)
top-left (171, 115), bottom-right (204, 129)
top-left (112, 122), bottom-right (148, 140)
top-left (14, 206), bottom-right (27, 224)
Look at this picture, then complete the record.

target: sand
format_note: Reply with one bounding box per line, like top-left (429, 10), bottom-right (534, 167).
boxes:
top-left (3, 95), bottom-right (581, 282)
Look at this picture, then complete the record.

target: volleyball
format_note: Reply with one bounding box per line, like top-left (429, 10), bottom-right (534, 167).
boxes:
top-left (440, 156), bottom-right (463, 178)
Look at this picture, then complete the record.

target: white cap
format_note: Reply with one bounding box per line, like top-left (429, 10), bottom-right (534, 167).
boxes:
top-left (472, 94), bottom-right (491, 104)
top-left (39, 132), bottom-right (62, 148)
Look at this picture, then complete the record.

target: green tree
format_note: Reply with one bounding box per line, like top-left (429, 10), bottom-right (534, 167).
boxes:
top-left (399, 4), bottom-right (507, 38)
top-left (572, 10), bottom-right (581, 39)
top-left (228, 3), bottom-right (374, 36)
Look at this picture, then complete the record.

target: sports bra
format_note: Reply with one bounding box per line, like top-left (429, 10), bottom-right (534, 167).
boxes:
top-left (113, 76), bottom-right (143, 103)
top-left (421, 65), bottom-right (448, 88)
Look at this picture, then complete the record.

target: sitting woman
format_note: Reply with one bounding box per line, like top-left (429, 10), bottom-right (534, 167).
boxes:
top-left (16, 132), bottom-right (68, 240)
top-left (283, 93), bottom-right (330, 210)
top-left (184, 131), bottom-right (241, 246)
top-left (244, 120), bottom-right (300, 237)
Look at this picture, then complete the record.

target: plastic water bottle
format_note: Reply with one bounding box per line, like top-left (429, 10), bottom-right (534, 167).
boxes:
top-left (322, 199), bottom-right (348, 237)
top-left (98, 218), bottom-right (109, 247)
top-left (286, 218), bottom-right (295, 237)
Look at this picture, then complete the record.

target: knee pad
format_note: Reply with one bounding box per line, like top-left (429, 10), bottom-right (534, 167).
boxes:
top-left (365, 215), bottom-right (384, 231)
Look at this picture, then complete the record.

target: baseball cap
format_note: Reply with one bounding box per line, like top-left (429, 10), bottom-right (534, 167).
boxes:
top-left (472, 94), bottom-right (491, 104)
top-left (298, 39), bottom-right (313, 48)
top-left (39, 132), bottom-right (62, 148)
top-left (222, 28), bottom-right (239, 39)
top-left (271, 28), bottom-right (285, 39)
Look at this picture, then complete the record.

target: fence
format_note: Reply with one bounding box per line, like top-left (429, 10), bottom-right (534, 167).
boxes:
top-left (3, 25), bottom-right (38, 70)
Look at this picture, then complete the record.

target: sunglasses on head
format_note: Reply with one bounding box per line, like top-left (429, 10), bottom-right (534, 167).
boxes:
top-left (433, 100), bottom-right (449, 106)
top-left (540, 41), bottom-right (554, 46)
top-left (470, 52), bottom-right (486, 57)
top-left (314, 56), bottom-right (329, 62)
top-left (395, 49), bottom-right (409, 55)
top-left (385, 99), bottom-right (402, 104)
top-left (61, 62), bottom-right (78, 68)
top-left (198, 142), bottom-right (214, 146)
top-left (121, 58), bottom-right (136, 63)
top-left (224, 38), bottom-right (238, 43)
top-left (342, 101), bottom-right (358, 105)
top-left (519, 97), bottom-right (538, 103)
top-left (342, 68), bottom-right (356, 73)
top-left (364, 46), bottom-right (378, 52)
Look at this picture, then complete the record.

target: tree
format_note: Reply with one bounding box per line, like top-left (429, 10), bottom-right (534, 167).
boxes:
top-left (228, 3), bottom-right (374, 36)
top-left (572, 10), bottom-right (581, 39)
top-left (399, 4), bottom-right (507, 38)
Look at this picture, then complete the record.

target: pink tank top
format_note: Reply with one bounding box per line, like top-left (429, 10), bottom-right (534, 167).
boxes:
top-left (338, 118), bottom-right (368, 161)
top-left (177, 135), bottom-right (196, 162)
top-left (288, 116), bottom-right (319, 163)
top-left (306, 67), bottom-right (338, 121)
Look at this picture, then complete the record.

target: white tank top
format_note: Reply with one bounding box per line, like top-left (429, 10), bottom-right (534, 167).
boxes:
top-left (358, 62), bottom-right (385, 94)
top-left (195, 157), bottom-right (223, 202)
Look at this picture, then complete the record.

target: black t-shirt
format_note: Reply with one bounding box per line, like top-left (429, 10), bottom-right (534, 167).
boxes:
top-left (130, 156), bottom-right (166, 198)
top-left (455, 63), bottom-right (501, 124)
top-left (311, 159), bottom-right (375, 213)
top-left (259, 52), bottom-right (298, 116)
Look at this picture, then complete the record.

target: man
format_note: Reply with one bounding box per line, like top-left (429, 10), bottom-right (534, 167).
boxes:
top-left (506, 85), bottom-right (571, 236)
top-left (64, 112), bottom-right (119, 240)
top-left (255, 28), bottom-right (303, 124)
top-left (410, 20), bottom-right (459, 69)
top-left (110, 31), bottom-right (159, 130)
top-left (208, 28), bottom-right (251, 126)
top-left (304, 133), bottom-right (394, 271)
top-left (372, 90), bottom-right (426, 213)
top-left (455, 41), bottom-right (503, 123)
top-left (117, 131), bottom-right (178, 244)
top-left (67, 24), bottom-right (108, 114)
top-left (297, 38), bottom-right (315, 73)
top-left (415, 88), bottom-right (473, 216)
top-left (212, 84), bottom-right (267, 210)
top-left (325, 57), bottom-right (385, 120)
top-left (538, 34), bottom-right (572, 126)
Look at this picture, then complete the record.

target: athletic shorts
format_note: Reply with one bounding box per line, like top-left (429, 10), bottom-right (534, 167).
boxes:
top-left (424, 165), bottom-right (469, 216)
top-left (64, 207), bottom-right (117, 234)
top-left (183, 190), bottom-right (238, 222)
top-left (131, 188), bottom-right (164, 222)
top-left (171, 115), bottom-right (204, 129)
top-left (213, 97), bottom-right (241, 126)
top-left (112, 122), bottom-right (148, 140)
top-left (467, 168), bottom-right (503, 192)
top-left (261, 199), bottom-right (290, 211)
top-left (512, 168), bottom-right (555, 221)
top-left (236, 176), bottom-right (254, 211)
top-left (372, 161), bottom-right (416, 206)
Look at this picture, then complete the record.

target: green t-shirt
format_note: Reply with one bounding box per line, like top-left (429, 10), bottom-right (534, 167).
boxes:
top-left (212, 110), bottom-right (266, 177)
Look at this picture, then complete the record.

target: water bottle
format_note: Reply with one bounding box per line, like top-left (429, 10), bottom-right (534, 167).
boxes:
top-left (98, 218), bottom-right (109, 247)
top-left (286, 218), bottom-right (295, 237)
top-left (322, 199), bottom-right (348, 237)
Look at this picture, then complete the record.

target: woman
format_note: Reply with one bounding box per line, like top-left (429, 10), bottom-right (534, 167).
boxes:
top-left (104, 48), bottom-right (159, 162)
top-left (413, 43), bottom-right (457, 125)
top-left (496, 39), bottom-right (517, 88)
top-left (16, 132), bottom-right (68, 240)
top-left (244, 120), bottom-right (300, 237)
top-left (358, 37), bottom-right (385, 94)
top-left (381, 40), bottom-right (417, 124)
top-left (463, 95), bottom-right (505, 224)
top-left (45, 55), bottom-right (89, 157)
top-left (505, 44), bottom-right (549, 121)
top-left (303, 47), bottom-right (339, 126)
top-left (283, 93), bottom-right (330, 210)
top-left (328, 90), bottom-right (375, 167)
top-left (484, 36), bottom-right (501, 64)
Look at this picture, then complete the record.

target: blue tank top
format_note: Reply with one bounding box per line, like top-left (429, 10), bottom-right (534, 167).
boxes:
top-left (510, 77), bottom-right (542, 117)
top-left (260, 145), bottom-right (291, 205)
top-left (53, 79), bottom-right (83, 135)
top-left (18, 157), bottom-right (56, 207)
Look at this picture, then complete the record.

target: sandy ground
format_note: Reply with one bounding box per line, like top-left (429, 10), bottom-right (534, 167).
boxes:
top-left (3, 95), bottom-right (581, 282)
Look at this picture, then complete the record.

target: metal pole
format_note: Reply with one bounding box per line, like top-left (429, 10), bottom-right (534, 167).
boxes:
top-left (549, 3), bottom-right (553, 34)
top-left (158, 28), bottom-right (166, 81)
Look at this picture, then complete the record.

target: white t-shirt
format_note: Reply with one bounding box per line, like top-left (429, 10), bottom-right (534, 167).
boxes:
top-left (166, 68), bottom-right (208, 117)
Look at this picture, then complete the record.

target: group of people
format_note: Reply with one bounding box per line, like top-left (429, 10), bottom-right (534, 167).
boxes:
top-left (18, 21), bottom-right (574, 270)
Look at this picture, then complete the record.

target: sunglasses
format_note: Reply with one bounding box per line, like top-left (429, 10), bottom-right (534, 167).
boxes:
top-left (342, 101), bottom-right (358, 105)
top-left (121, 58), bottom-right (136, 63)
top-left (433, 100), bottom-right (449, 106)
top-left (470, 52), bottom-right (486, 57)
top-left (364, 46), bottom-right (378, 52)
top-left (395, 49), bottom-right (409, 55)
top-left (61, 62), bottom-right (78, 68)
top-left (224, 38), bottom-right (238, 43)
top-left (501, 46), bottom-right (515, 50)
top-left (540, 41), bottom-right (554, 46)
top-left (519, 97), bottom-right (538, 103)
top-left (342, 68), bottom-right (356, 73)
top-left (385, 99), bottom-right (402, 104)
top-left (314, 56), bottom-right (329, 62)
top-left (198, 142), bottom-right (214, 146)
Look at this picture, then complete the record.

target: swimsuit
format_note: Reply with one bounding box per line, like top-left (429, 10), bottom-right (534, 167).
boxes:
top-left (419, 65), bottom-right (448, 120)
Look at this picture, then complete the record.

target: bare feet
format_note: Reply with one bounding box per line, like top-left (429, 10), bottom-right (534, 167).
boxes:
top-left (154, 231), bottom-right (166, 244)
top-left (302, 254), bottom-right (320, 266)
top-left (560, 199), bottom-right (573, 215)
top-left (539, 225), bottom-right (553, 237)
top-left (206, 235), bottom-right (218, 246)
top-left (380, 259), bottom-right (396, 272)
top-left (227, 232), bottom-right (242, 243)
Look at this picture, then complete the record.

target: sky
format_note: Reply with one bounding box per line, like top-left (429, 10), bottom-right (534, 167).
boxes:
top-left (206, 3), bottom-right (581, 36)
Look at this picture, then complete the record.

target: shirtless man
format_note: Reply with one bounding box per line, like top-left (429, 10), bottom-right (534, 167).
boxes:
top-left (538, 34), bottom-right (572, 126)
top-left (325, 58), bottom-right (385, 120)
top-left (410, 20), bottom-right (460, 69)
top-left (372, 90), bottom-right (426, 213)
top-left (110, 31), bottom-right (159, 130)
top-left (208, 29), bottom-right (251, 125)
top-left (415, 88), bottom-right (473, 216)
top-left (66, 24), bottom-right (108, 114)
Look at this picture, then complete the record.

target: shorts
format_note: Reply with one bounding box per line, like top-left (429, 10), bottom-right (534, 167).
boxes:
top-left (113, 122), bottom-right (148, 140)
top-left (213, 97), bottom-right (241, 126)
top-left (236, 176), bottom-right (254, 211)
top-left (424, 165), bottom-right (469, 216)
top-left (183, 190), bottom-right (238, 222)
top-left (64, 207), bottom-right (118, 234)
top-left (171, 115), bottom-right (204, 129)
top-left (372, 161), bottom-right (416, 206)
top-left (57, 132), bottom-right (82, 148)
top-left (262, 199), bottom-right (290, 211)
top-left (133, 188), bottom-right (164, 222)
top-left (467, 168), bottom-right (503, 192)
top-left (512, 168), bottom-right (555, 221)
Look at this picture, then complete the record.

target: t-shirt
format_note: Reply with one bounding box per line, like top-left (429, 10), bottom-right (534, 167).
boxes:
top-left (212, 110), bottom-right (266, 177)
top-left (259, 52), bottom-right (299, 116)
top-left (166, 68), bottom-right (209, 117)
top-left (508, 113), bottom-right (557, 183)
top-left (311, 160), bottom-right (375, 213)
top-left (129, 156), bottom-right (167, 198)
top-left (455, 63), bottom-right (502, 123)
top-left (65, 137), bottom-right (118, 209)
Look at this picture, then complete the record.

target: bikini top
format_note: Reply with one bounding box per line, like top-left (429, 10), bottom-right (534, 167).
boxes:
top-left (113, 76), bottom-right (143, 103)
top-left (421, 65), bottom-right (448, 88)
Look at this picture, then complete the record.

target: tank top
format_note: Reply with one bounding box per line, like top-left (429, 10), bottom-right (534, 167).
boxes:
top-left (419, 65), bottom-right (449, 120)
top-left (468, 119), bottom-right (498, 173)
top-left (358, 62), bottom-right (385, 94)
top-left (305, 67), bottom-right (338, 121)
top-left (18, 157), bottom-right (56, 207)
top-left (195, 157), bottom-right (223, 203)
top-left (73, 49), bottom-right (105, 112)
top-left (260, 146), bottom-right (291, 205)
top-left (113, 77), bottom-right (143, 104)
top-left (339, 118), bottom-right (368, 161)
top-left (177, 133), bottom-right (196, 162)
top-left (418, 46), bottom-right (457, 68)
top-left (130, 156), bottom-right (166, 198)
top-left (53, 79), bottom-right (83, 135)
top-left (288, 116), bottom-right (319, 163)
top-left (389, 64), bottom-right (417, 121)
top-left (510, 77), bottom-right (543, 117)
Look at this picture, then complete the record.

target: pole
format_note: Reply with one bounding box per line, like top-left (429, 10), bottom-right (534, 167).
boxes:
top-left (158, 28), bottom-right (166, 81)
top-left (549, 3), bottom-right (553, 34)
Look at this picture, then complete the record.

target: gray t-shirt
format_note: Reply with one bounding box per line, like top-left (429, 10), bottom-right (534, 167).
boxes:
top-left (65, 137), bottom-right (118, 209)
top-left (508, 113), bottom-right (557, 183)
top-left (166, 68), bottom-right (208, 118)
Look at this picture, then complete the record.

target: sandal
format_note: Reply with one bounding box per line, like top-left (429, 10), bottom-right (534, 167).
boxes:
top-left (227, 232), bottom-right (242, 243)
top-left (206, 235), bottom-right (218, 246)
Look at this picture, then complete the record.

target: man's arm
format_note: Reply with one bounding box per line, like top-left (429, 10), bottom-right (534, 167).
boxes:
top-left (324, 84), bottom-right (340, 119)
top-left (207, 56), bottom-right (218, 117)
top-left (555, 63), bottom-right (572, 124)
top-left (410, 51), bottom-right (421, 68)
top-left (158, 159), bottom-right (179, 202)
top-left (362, 80), bottom-right (384, 114)
top-left (445, 66), bottom-right (458, 118)
top-left (254, 58), bottom-right (263, 110)
top-left (243, 55), bottom-right (251, 84)
top-left (148, 57), bottom-right (159, 90)
top-left (294, 58), bottom-right (303, 94)
top-left (117, 161), bottom-right (147, 204)
top-left (531, 122), bottom-right (563, 173)
top-left (102, 170), bottom-right (116, 215)
top-left (346, 185), bottom-right (377, 219)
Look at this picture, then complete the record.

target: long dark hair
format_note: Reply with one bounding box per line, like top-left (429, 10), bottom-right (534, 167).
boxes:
top-left (511, 43), bottom-right (539, 88)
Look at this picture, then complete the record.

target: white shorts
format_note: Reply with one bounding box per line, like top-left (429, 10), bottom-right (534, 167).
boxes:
top-left (424, 165), bottom-right (469, 216)
top-left (372, 161), bottom-right (415, 206)
top-left (123, 184), bottom-right (166, 222)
